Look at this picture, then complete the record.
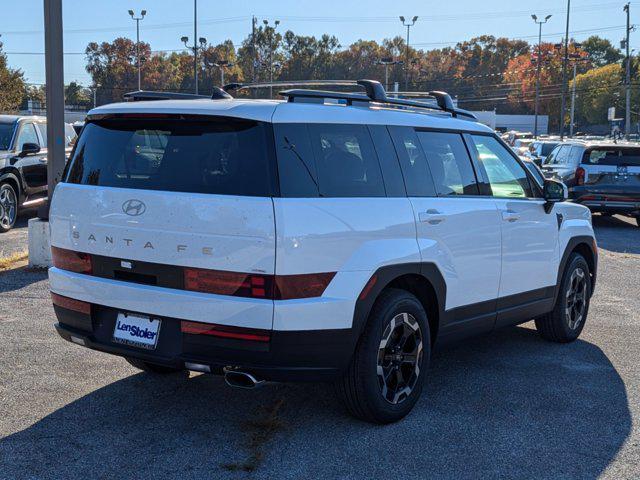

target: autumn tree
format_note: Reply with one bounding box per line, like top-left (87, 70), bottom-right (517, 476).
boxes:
top-left (582, 36), bottom-right (623, 67)
top-left (571, 63), bottom-right (625, 126)
top-left (0, 41), bottom-right (26, 112)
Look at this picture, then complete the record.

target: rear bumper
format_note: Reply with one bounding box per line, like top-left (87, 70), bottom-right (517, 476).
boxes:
top-left (570, 186), bottom-right (640, 216)
top-left (53, 303), bottom-right (357, 382)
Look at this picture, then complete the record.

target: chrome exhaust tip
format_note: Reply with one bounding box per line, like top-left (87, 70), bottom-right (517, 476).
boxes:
top-left (223, 368), bottom-right (265, 389)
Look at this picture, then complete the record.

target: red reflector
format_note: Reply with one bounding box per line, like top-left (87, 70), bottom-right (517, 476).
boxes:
top-left (51, 292), bottom-right (91, 315)
top-left (51, 247), bottom-right (92, 274)
top-left (359, 275), bottom-right (378, 300)
top-left (274, 272), bottom-right (336, 300)
top-left (575, 167), bottom-right (586, 186)
top-left (181, 320), bottom-right (270, 342)
top-left (184, 268), bottom-right (273, 298)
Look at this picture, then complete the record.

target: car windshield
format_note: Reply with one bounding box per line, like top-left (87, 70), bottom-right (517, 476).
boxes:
top-left (584, 148), bottom-right (640, 166)
top-left (0, 123), bottom-right (15, 150)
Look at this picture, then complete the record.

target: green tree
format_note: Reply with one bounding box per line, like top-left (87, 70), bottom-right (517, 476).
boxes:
top-left (582, 36), bottom-right (623, 67)
top-left (571, 63), bottom-right (625, 125)
top-left (0, 41), bottom-right (26, 112)
top-left (65, 81), bottom-right (91, 107)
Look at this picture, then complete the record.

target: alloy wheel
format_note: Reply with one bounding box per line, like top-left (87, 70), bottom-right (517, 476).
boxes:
top-left (565, 267), bottom-right (588, 330)
top-left (376, 312), bottom-right (423, 405)
top-left (0, 185), bottom-right (17, 230)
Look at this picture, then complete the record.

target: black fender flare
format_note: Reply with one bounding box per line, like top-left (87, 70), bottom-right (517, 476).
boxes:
top-left (554, 235), bottom-right (598, 304)
top-left (0, 169), bottom-right (23, 200)
top-left (351, 262), bottom-right (447, 342)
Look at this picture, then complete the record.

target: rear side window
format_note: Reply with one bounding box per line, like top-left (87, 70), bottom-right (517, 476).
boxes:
top-left (388, 126), bottom-right (436, 197)
top-left (584, 148), bottom-right (640, 166)
top-left (417, 131), bottom-right (479, 196)
top-left (309, 124), bottom-right (385, 197)
top-left (275, 123), bottom-right (386, 198)
top-left (65, 117), bottom-right (277, 197)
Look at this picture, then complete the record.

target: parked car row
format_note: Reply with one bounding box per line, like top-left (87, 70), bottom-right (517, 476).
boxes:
top-left (0, 115), bottom-right (77, 232)
top-left (507, 134), bottom-right (640, 227)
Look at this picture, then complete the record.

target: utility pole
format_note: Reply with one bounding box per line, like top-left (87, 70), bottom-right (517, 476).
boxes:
top-left (251, 16), bottom-right (257, 84)
top-left (399, 16), bottom-right (418, 92)
top-left (263, 19), bottom-right (280, 99)
top-left (193, 0), bottom-right (198, 94)
top-left (559, 0), bottom-right (571, 140)
top-left (624, 3), bottom-right (632, 139)
top-left (570, 62), bottom-right (577, 137)
top-left (128, 9), bottom-right (146, 91)
top-left (43, 0), bottom-right (65, 210)
top-left (532, 14), bottom-right (552, 138)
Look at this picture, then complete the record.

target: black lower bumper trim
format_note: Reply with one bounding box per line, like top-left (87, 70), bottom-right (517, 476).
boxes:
top-left (53, 304), bottom-right (357, 382)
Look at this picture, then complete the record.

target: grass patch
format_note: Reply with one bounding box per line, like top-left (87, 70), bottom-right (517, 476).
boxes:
top-left (221, 398), bottom-right (286, 473)
top-left (0, 251), bottom-right (28, 271)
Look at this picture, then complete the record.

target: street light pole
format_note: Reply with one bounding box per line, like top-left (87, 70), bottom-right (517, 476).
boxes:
top-left (263, 19), bottom-right (280, 99)
top-left (624, 3), bottom-right (633, 139)
top-left (532, 14), bottom-right (552, 139)
top-left (570, 62), bottom-right (578, 137)
top-left (376, 57), bottom-right (402, 91)
top-left (559, 0), bottom-right (571, 140)
top-left (193, 0), bottom-right (198, 94)
top-left (128, 9), bottom-right (146, 91)
top-left (399, 16), bottom-right (418, 92)
top-left (181, 34), bottom-right (207, 94)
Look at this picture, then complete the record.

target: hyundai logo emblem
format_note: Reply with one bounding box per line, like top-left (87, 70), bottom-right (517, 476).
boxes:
top-left (122, 199), bottom-right (147, 216)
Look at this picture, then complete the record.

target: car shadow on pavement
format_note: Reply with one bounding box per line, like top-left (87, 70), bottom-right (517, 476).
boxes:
top-left (0, 266), bottom-right (48, 294)
top-left (0, 325), bottom-right (631, 480)
top-left (592, 214), bottom-right (640, 254)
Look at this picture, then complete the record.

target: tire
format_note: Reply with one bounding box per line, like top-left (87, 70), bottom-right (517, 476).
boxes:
top-left (535, 253), bottom-right (591, 343)
top-left (0, 182), bottom-right (19, 233)
top-left (335, 288), bottom-right (431, 424)
top-left (125, 357), bottom-right (183, 374)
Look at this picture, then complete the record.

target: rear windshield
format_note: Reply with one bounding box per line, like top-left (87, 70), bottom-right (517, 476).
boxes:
top-left (584, 148), bottom-right (640, 166)
top-left (540, 143), bottom-right (558, 156)
top-left (65, 116), bottom-right (277, 196)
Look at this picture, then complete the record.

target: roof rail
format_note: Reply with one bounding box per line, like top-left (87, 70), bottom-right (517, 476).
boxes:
top-left (222, 80), bottom-right (358, 93)
top-left (123, 88), bottom-right (232, 102)
top-left (278, 79), bottom-right (477, 121)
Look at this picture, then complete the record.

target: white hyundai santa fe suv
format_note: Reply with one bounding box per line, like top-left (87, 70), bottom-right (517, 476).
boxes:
top-left (49, 80), bottom-right (597, 423)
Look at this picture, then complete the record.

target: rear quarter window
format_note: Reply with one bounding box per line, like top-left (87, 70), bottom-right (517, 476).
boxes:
top-left (65, 116), bottom-right (278, 197)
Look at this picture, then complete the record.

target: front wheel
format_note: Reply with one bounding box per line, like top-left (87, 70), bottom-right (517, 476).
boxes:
top-left (335, 289), bottom-right (430, 424)
top-left (535, 253), bottom-right (591, 343)
top-left (0, 182), bottom-right (18, 233)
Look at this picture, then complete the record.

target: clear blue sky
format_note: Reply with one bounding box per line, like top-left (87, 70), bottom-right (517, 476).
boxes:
top-left (0, 0), bottom-right (636, 86)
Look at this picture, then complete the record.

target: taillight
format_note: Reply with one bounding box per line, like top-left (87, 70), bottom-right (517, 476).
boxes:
top-left (575, 166), bottom-right (586, 186)
top-left (181, 320), bottom-right (270, 342)
top-left (274, 272), bottom-right (336, 300)
top-left (184, 268), bottom-right (274, 298)
top-left (51, 292), bottom-right (91, 314)
top-left (183, 268), bottom-right (335, 300)
top-left (51, 247), bottom-right (92, 274)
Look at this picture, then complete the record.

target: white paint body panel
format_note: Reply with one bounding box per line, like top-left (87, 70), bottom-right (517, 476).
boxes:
top-left (493, 199), bottom-right (560, 297)
top-left (272, 198), bottom-right (419, 330)
top-left (409, 197), bottom-right (502, 309)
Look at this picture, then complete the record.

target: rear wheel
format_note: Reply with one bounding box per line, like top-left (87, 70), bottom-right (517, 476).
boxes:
top-left (335, 289), bottom-right (430, 424)
top-left (535, 253), bottom-right (591, 343)
top-left (125, 357), bottom-right (183, 374)
top-left (0, 182), bottom-right (18, 233)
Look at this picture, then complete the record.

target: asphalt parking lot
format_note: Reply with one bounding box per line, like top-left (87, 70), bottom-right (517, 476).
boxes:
top-left (0, 215), bottom-right (638, 479)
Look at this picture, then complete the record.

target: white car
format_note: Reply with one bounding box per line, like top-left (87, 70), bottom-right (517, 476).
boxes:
top-left (49, 80), bottom-right (597, 423)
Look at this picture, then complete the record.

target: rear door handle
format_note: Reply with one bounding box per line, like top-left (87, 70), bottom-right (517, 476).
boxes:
top-left (419, 209), bottom-right (446, 225)
top-left (502, 209), bottom-right (520, 223)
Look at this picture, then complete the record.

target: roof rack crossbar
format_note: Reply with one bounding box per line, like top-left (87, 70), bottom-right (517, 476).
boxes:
top-left (278, 79), bottom-right (477, 121)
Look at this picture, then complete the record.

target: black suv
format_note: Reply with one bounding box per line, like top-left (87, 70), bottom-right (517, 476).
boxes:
top-left (0, 115), bottom-right (77, 232)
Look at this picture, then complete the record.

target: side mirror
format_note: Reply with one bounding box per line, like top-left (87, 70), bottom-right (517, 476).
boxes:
top-left (19, 142), bottom-right (40, 157)
top-left (543, 179), bottom-right (568, 213)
